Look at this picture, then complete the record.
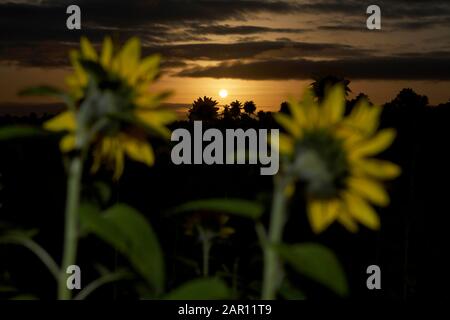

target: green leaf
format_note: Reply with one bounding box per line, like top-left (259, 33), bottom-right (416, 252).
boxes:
top-left (18, 86), bottom-right (75, 111)
top-left (74, 270), bottom-right (133, 300)
top-left (278, 280), bottom-right (306, 300)
top-left (276, 243), bottom-right (348, 297)
top-left (92, 181), bottom-right (112, 205)
top-left (79, 203), bottom-right (165, 294)
top-left (164, 278), bottom-right (230, 300)
top-left (169, 198), bottom-right (264, 220)
top-left (0, 286), bottom-right (17, 293)
top-left (0, 230), bottom-right (59, 280)
top-left (0, 126), bottom-right (45, 141)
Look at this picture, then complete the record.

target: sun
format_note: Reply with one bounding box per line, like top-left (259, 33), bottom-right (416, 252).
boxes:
top-left (219, 89), bottom-right (228, 98)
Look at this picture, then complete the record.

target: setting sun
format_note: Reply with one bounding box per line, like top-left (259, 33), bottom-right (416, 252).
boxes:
top-left (219, 89), bottom-right (228, 98)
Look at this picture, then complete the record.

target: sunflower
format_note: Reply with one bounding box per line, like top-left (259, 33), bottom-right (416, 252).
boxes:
top-left (184, 212), bottom-right (235, 240)
top-left (275, 85), bottom-right (400, 233)
top-left (44, 37), bottom-right (176, 179)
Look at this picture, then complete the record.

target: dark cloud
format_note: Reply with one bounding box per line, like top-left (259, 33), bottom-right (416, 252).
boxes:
top-left (36, 0), bottom-right (301, 26)
top-left (0, 0), bottom-right (300, 48)
top-left (297, 0), bottom-right (450, 18)
top-left (317, 16), bottom-right (450, 33)
top-left (146, 41), bottom-right (373, 61)
top-left (186, 23), bottom-right (306, 35)
top-left (0, 40), bottom-right (372, 67)
top-left (0, 0), bottom-right (449, 82)
top-left (317, 24), bottom-right (364, 32)
top-left (177, 55), bottom-right (450, 80)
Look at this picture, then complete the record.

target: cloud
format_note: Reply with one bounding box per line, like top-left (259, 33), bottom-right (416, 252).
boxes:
top-left (1, 0), bottom-right (449, 78)
top-left (35, 0), bottom-right (301, 26)
top-left (0, 39), bottom-right (372, 67)
top-left (145, 41), bottom-right (372, 61)
top-left (177, 55), bottom-right (450, 80)
top-left (296, 0), bottom-right (450, 18)
top-left (185, 23), bottom-right (306, 35)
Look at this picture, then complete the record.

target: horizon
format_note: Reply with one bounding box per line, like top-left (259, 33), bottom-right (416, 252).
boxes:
top-left (0, 86), bottom-right (448, 117)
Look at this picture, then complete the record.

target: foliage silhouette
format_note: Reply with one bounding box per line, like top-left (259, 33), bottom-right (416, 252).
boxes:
top-left (311, 75), bottom-right (351, 102)
top-left (243, 101), bottom-right (257, 115)
top-left (229, 100), bottom-right (243, 120)
top-left (188, 96), bottom-right (219, 122)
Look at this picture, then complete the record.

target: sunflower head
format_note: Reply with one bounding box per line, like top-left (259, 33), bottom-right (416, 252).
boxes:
top-left (184, 212), bottom-right (235, 240)
top-left (292, 129), bottom-right (349, 199)
top-left (44, 36), bottom-right (177, 179)
top-left (275, 85), bottom-right (401, 234)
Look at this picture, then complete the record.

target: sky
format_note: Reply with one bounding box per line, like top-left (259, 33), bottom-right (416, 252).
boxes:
top-left (0, 0), bottom-right (449, 113)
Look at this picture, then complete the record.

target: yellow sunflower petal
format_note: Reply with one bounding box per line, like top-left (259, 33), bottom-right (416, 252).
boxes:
top-left (302, 91), bottom-right (320, 128)
top-left (69, 50), bottom-right (87, 86)
top-left (134, 54), bottom-right (161, 82)
top-left (65, 74), bottom-right (81, 88)
top-left (276, 133), bottom-right (295, 155)
top-left (322, 85), bottom-right (345, 125)
top-left (274, 113), bottom-right (302, 138)
top-left (307, 198), bottom-right (340, 234)
top-left (60, 134), bottom-right (76, 152)
top-left (136, 110), bottom-right (177, 130)
top-left (337, 210), bottom-right (359, 233)
top-left (307, 200), bottom-right (325, 234)
top-left (287, 99), bottom-right (308, 128)
top-left (80, 37), bottom-right (98, 61)
top-left (343, 192), bottom-right (380, 230)
top-left (219, 227), bottom-right (235, 238)
top-left (91, 149), bottom-right (102, 175)
top-left (44, 111), bottom-right (76, 132)
top-left (100, 36), bottom-right (113, 68)
top-left (113, 147), bottom-right (125, 181)
top-left (134, 90), bottom-right (171, 109)
top-left (353, 159), bottom-right (401, 180)
top-left (346, 102), bottom-right (382, 136)
top-left (361, 105), bottom-right (382, 135)
top-left (350, 129), bottom-right (396, 158)
top-left (347, 177), bottom-right (389, 206)
top-left (116, 37), bottom-right (141, 79)
top-left (301, 88), bottom-right (317, 109)
top-left (123, 137), bottom-right (155, 167)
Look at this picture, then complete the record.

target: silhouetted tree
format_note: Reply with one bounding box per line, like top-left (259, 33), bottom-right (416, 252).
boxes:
top-left (311, 75), bottom-right (351, 102)
top-left (279, 101), bottom-right (289, 114)
top-left (384, 88), bottom-right (428, 111)
top-left (221, 105), bottom-right (233, 121)
top-left (257, 110), bottom-right (266, 120)
top-left (243, 101), bottom-right (257, 115)
top-left (188, 96), bottom-right (219, 121)
top-left (230, 100), bottom-right (242, 120)
top-left (257, 110), bottom-right (274, 127)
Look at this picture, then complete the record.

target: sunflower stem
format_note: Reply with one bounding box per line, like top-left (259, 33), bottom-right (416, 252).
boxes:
top-left (200, 228), bottom-right (212, 277)
top-left (58, 153), bottom-right (84, 300)
top-left (262, 175), bottom-right (289, 300)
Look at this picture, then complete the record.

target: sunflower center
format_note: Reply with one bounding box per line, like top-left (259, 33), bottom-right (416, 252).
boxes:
top-left (78, 77), bottom-right (135, 136)
top-left (293, 129), bottom-right (349, 198)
